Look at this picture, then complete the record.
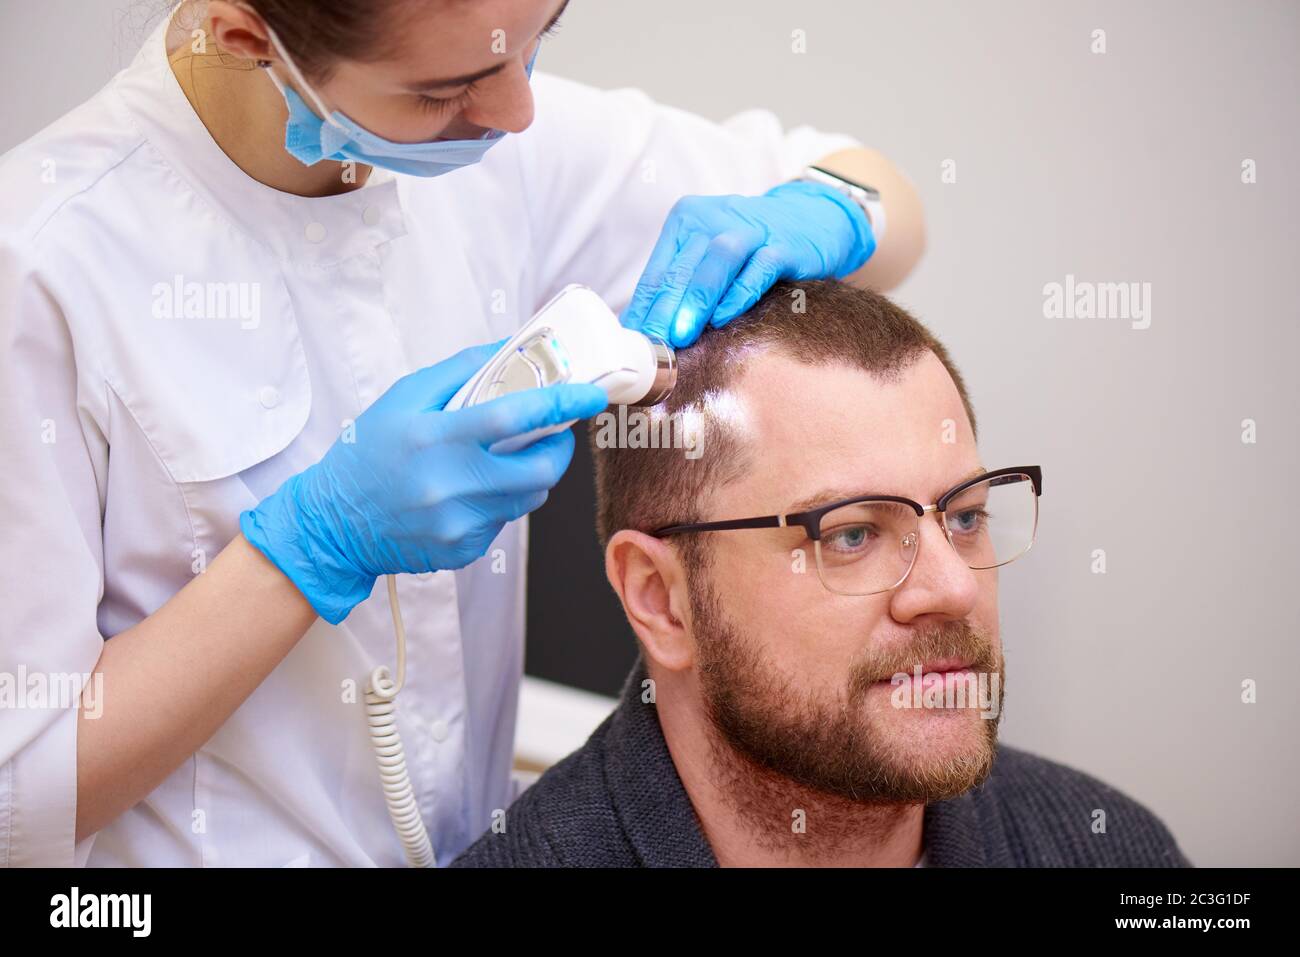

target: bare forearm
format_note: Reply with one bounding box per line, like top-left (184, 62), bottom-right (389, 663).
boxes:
top-left (815, 146), bottom-right (926, 291)
top-left (75, 534), bottom-right (317, 842)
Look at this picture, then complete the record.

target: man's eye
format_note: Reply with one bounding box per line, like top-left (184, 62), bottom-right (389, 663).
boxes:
top-left (951, 508), bottom-right (988, 534)
top-left (823, 524), bottom-right (877, 552)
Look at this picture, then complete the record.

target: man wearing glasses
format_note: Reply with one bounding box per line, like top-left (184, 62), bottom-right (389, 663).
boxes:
top-left (453, 280), bottom-right (1190, 868)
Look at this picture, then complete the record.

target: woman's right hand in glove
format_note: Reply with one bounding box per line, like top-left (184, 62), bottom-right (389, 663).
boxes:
top-left (239, 340), bottom-right (608, 623)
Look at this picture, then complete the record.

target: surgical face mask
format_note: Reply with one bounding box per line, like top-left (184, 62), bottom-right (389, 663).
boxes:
top-left (260, 24), bottom-right (539, 177)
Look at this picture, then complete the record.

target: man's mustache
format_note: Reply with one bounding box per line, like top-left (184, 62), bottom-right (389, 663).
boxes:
top-left (847, 621), bottom-right (1001, 699)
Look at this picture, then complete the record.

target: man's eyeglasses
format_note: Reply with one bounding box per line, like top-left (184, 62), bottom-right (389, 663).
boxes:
top-left (651, 466), bottom-right (1043, 597)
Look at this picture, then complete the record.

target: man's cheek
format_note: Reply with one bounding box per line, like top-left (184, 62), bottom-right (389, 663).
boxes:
top-left (976, 578), bottom-right (1000, 646)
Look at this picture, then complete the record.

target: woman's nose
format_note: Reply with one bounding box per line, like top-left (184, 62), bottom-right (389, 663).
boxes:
top-left (461, 49), bottom-right (536, 134)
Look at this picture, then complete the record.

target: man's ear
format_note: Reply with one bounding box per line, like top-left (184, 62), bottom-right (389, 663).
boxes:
top-left (605, 531), bottom-right (695, 673)
top-left (207, 1), bottom-right (277, 63)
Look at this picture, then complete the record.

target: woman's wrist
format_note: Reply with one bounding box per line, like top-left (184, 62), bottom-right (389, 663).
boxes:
top-left (239, 473), bottom-right (376, 625)
top-left (764, 180), bottom-right (876, 277)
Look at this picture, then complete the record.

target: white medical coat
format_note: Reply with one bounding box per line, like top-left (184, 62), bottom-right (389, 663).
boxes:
top-left (0, 16), bottom-right (859, 866)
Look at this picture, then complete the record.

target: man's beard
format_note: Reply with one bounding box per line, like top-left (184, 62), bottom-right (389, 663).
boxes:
top-left (691, 569), bottom-right (1005, 806)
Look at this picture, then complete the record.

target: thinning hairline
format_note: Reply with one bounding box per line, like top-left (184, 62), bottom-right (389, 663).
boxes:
top-left (666, 346), bottom-right (980, 524)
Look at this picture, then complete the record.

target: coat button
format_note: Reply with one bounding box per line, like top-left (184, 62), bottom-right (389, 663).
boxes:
top-left (429, 719), bottom-right (449, 743)
top-left (362, 206), bottom-right (382, 227)
top-left (258, 386), bottom-right (281, 409)
top-left (305, 222), bottom-right (327, 243)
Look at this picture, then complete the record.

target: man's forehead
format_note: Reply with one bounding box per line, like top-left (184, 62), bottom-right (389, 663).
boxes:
top-left (716, 348), bottom-right (980, 509)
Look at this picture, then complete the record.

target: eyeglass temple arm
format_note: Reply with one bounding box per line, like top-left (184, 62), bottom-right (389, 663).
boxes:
top-left (651, 515), bottom-right (785, 538)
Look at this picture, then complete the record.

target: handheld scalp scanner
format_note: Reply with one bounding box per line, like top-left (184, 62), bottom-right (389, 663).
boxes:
top-left (445, 283), bottom-right (677, 450)
top-left (375, 284), bottom-right (675, 867)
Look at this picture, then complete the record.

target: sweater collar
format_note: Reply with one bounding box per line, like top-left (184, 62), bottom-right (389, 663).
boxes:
top-left (602, 657), bottom-right (992, 867)
top-left (602, 663), bottom-right (719, 867)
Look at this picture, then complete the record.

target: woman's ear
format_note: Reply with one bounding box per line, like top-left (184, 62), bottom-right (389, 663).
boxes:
top-left (206, 1), bottom-right (276, 63)
top-left (604, 531), bottom-right (695, 673)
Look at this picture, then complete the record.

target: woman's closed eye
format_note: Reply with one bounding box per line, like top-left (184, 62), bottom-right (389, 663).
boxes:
top-left (415, 79), bottom-right (479, 114)
top-left (413, 26), bottom-right (554, 115)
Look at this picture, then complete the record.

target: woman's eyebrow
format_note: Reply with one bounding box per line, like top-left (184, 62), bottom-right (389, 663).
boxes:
top-left (406, 64), bottom-right (506, 93)
top-left (405, 0), bottom-right (571, 92)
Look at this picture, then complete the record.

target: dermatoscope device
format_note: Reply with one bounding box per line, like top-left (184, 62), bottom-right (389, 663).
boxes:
top-left (371, 284), bottom-right (676, 866)
top-left (444, 283), bottom-right (677, 449)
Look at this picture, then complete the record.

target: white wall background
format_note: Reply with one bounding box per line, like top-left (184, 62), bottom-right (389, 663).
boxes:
top-left (2, 0), bottom-right (1296, 867)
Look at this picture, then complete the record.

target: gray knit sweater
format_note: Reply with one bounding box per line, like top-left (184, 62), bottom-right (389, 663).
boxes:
top-left (452, 660), bottom-right (1192, 867)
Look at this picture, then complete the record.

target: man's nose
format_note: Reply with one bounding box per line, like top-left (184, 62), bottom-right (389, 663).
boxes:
top-left (460, 52), bottom-right (536, 134)
top-left (888, 513), bottom-right (980, 623)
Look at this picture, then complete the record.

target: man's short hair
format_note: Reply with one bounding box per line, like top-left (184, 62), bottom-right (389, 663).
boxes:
top-left (590, 279), bottom-right (977, 566)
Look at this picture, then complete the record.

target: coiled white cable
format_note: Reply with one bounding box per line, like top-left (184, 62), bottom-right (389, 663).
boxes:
top-left (363, 574), bottom-right (435, 868)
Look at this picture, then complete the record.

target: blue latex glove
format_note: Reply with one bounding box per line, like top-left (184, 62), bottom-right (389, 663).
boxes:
top-left (240, 341), bottom-right (609, 624)
top-left (620, 180), bottom-right (876, 347)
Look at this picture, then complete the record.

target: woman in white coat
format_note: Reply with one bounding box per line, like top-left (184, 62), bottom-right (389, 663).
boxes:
top-left (0, 0), bottom-right (924, 866)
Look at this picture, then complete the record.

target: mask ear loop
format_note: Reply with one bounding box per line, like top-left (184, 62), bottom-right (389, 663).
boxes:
top-left (252, 12), bottom-right (347, 133)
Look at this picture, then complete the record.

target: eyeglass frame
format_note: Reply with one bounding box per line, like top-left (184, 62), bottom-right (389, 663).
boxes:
top-left (650, 465), bottom-right (1043, 596)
